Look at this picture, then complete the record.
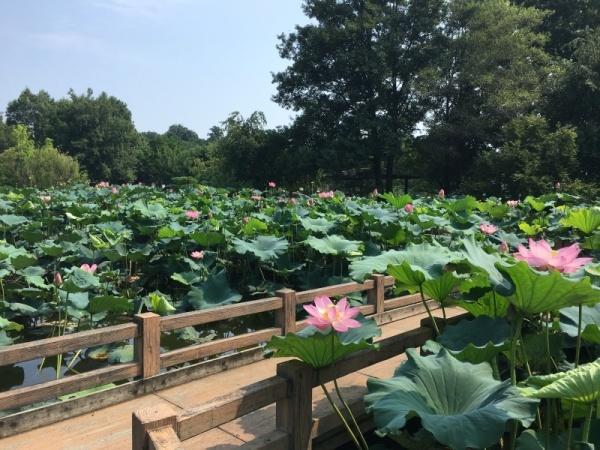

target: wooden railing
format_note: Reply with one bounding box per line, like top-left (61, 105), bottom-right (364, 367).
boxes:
top-left (0, 274), bottom-right (431, 437)
top-left (132, 316), bottom-right (451, 450)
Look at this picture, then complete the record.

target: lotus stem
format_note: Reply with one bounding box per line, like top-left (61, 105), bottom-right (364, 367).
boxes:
top-left (509, 313), bottom-right (523, 450)
top-left (581, 403), bottom-right (594, 443)
top-left (318, 376), bottom-right (362, 450)
top-left (566, 304), bottom-right (585, 450)
top-left (419, 285), bottom-right (440, 337)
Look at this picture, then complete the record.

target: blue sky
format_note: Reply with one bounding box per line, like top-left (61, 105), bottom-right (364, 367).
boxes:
top-left (0, 0), bottom-right (308, 136)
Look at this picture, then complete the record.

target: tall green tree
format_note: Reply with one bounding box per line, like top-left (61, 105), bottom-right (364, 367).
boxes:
top-left (420, 0), bottom-right (554, 191)
top-left (53, 89), bottom-right (142, 183)
top-left (5, 88), bottom-right (56, 146)
top-left (274, 0), bottom-right (447, 191)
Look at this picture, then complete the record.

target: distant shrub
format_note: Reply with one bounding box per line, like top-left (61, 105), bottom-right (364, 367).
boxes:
top-left (171, 176), bottom-right (197, 186)
top-left (0, 125), bottom-right (82, 188)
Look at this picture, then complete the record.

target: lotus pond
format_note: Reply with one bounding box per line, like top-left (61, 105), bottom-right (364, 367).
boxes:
top-left (1, 183), bottom-right (600, 447)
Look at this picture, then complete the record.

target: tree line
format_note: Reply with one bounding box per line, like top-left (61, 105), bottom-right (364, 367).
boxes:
top-left (1, 0), bottom-right (599, 197)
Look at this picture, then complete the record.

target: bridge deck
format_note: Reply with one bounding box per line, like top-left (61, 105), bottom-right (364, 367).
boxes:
top-left (2, 308), bottom-right (459, 450)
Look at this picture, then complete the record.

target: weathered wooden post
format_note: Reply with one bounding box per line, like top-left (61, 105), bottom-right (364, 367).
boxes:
top-left (276, 360), bottom-right (314, 449)
top-left (368, 274), bottom-right (386, 314)
top-left (275, 288), bottom-right (297, 335)
top-left (132, 404), bottom-right (180, 450)
top-left (134, 312), bottom-right (161, 379)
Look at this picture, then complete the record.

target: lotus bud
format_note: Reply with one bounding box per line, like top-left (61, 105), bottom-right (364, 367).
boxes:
top-left (404, 203), bottom-right (414, 214)
top-left (54, 272), bottom-right (63, 287)
top-left (499, 241), bottom-right (509, 253)
top-left (438, 188), bottom-right (445, 199)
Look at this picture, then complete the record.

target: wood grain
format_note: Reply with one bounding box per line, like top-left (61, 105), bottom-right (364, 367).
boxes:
top-left (177, 376), bottom-right (287, 440)
top-left (367, 274), bottom-right (386, 314)
top-left (296, 280), bottom-right (374, 304)
top-left (160, 328), bottom-right (281, 368)
top-left (132, 403), bottom-right (178, 450)
top-left (160, 297), bottom-right (281, 331)
top-left (0, 323), bottom-right (138, 367)
top-left (135, 312), bottom-right (161, 378)
top-left (275, 289), bottom-right (297, 335)
top-left (148, 426), bottom-right (183, 450)
top-left (0, 362), bottom-right (141, 410)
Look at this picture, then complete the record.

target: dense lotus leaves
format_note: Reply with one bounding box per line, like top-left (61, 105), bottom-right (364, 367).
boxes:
top-left (351, 242), bottom-right (459, 281)
top-left (0, 215), bottom-right (29, 226)
top-left (456, 291), bottom-right (510, 318)
top-left (132, 200), bottom-right (168, 219)
top-left (304, 235), bottom-right (362, 256)
top-left (190, 231), bottom-right (225, 247)
top-left (422, 271), bottom-right (460, 302)
top-left (388, 261), bottom-right (427, 291)
top-left (232, 235), bottom-right (288, 261)
top-left (184, 271), bottom-right (242, 309)
top-left (0, 316), bottom-right (24, 331)
top-left (365, 348), bottom-right (539, 450)
top-left (516, 430), bottom-right (569, 450)
top-left (265, 316), bottom-right (380, 368)
top-left (560, 304), bottom-right (600, 344)
top-left (524, 359), bottom-right (600, 403)
top-left (59, 290), bottom-right (89, 309)
top-left (460, 237), bottom-right (513, 295)
top-left (299, 216), bottom-right (336, 234)
top-left (242, 217), bottom-right (268, 235)
top-left (170, 271), bottom-right (203, 286)
top-left (361, 206), bottom-right (398, 224)
top-left (147, 291), bottom-right (176, 315)
top-left (436, 316), bottom-right (511, 364)
top-left (447, 195), bottom-right (479, 214)
top-left (525, 195), bottom-right (549, 212)
top-left (88, 296), bottom-right (132, 314)
top-left (500, 262), bottom-right (600, 314)
top-left (561, 208), bottom-right (600, 234)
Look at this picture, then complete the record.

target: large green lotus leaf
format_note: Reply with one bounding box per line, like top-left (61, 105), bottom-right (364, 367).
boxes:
top-left (500, 262), bottom-right (600, 314)
top-left (525, 359), bottom-right (600, 403)
top-left (361, 206), bottom-right (397, 224)
top-left (170, 271), bottom-right (203, 286)
top-left (242, 217), bottom-right (268, 235)
top-left (59, 290), bottom-right (89, 309)
top-left (190, 231), bottom-right (225, 247)
top-left (525, 196), bottom-right (548, 212)
top-left (365, 349), bottom-right (539, 450)
top-left (132, 200), bottom-right (168, 219)
top-left (299, 216), bottom-right (335, 234)
top-left (265, 317), bottom-right (380, 368)
top-left (422, 271), bottom-right (460, 302)
top-left (184, 271), bottom-right (242, 309)
top-left (88, 296), bottom-right (132, 314)
top-left (0, 330), bottom-right (14, 346)
top-left (561, 208), bottom-right (600, 234)
top-left (0, 214), bottom-right (29, 226)
top-left (147, 291), bottom-right (176, 316)
top-left (516, 429), bottom-right (568, 450)
top-left (560, 304), bottom-right (600, 344)
top-left (62, 268), bottom-right (101, 293)
top-left (388, 261), bottom-right (427, 292)
top-left (232, 235), bottom-right (288, 261)
top-left (11, 253), bottom-right (37, 270)
top-left (456, 291), bottom-right (510, 318)
top-left (448, 195), bottom-right (478, 213)
top-left (351, 242), bottom-right (458, 281)
top-left (436, 316), bottom-right (510, 364)
top-left (461, 237), bottom-right (513, 294)
top-left (304, 235), bottom-right (362, 256)
top-left (0, 316), bottom-right (24, 332)
top-left (380, 193), bottom-right (412, 209)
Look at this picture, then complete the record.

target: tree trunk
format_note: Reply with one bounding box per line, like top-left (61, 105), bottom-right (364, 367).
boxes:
top-left (384, 154), bottom-right (395, 193)
top-left (372, 151), bottom-right (382, 191)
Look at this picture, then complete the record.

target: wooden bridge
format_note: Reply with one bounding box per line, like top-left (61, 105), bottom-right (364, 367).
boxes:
top-left (0, 275), bottom-right (459, 449)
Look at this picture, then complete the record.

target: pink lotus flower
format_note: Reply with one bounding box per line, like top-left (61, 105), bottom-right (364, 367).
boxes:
top-left (303, 296), bottom-right (361, 332)
top-left (191, 251), bottom-right (204, 260)
top-left (268, 181), bottom-right (276, 188)
top-left (289, 198), bottom-right (297, 205)
top-left (318, 191), bottom-right (335, 199)
top-left (53, 272), bottom-right (63, 286)
top-left (480, 223), bottom-right (498, 235)
top-left (306, 198), bottom-right (315, 207)
top-left (111, 187), bottom-right (119, 194)
top-left (404, 203), bottom-right (414, 214)
top-left (185, 210), bottom-right (199, 220)
top-left (251, 195), bottom-right (263, 201)
top-left (80, 263), bottom-right (97, 274)
top-left (515, 239), bottom-right (593, 273)
top-left (499, 241), bottom-right (509, 253)
top-left (438, 188), bottom-right (445, 199)
top-left (40, 195), bottom-right (51, 203)
top-left (96, 181), bottom-right (110, 188)
top-left (507, 200), bottom-right (519, 208)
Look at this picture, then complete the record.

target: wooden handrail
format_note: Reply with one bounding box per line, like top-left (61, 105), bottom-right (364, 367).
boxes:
top-left (0, 322), bottom-right (138, 366)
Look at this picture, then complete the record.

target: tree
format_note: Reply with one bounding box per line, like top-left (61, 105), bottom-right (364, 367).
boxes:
top-left (0, 116), bottom-right (14, 151)
top-left (420, 0), bottom-right (554, 191)
top-left (5, 88), bottom-right (56, 146)
top-left (0, 125), bottom-right (81, 188)
top-left (52, 89), bottom-right (142, 183)
top-left (165, 124), bottom-right (200, 143)
top-left (274, 0), bottom-right (447, 192)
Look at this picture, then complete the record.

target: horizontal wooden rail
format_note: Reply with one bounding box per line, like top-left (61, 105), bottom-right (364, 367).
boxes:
top-left (0, 323), bottom-right (138, 367)
top-left (177, 376), bottom-right (288, 440)
top-left (384, 293), bottom-right (421, 310)
top-left (0, 362), bottom-right (141, 410)
top-left (160, 327), bottom-right (281, 368)
top-left (295, 276), bottom-right (394, 304)
top-left (160, 297), bottom-right (282, 332)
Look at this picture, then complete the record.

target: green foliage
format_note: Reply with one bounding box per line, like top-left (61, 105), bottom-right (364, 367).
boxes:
top-left (0, 125), bottom-right (82, 188)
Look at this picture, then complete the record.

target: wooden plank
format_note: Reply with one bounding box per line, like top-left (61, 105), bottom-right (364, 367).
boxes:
top-left (383, 275), bottom-right (395, 286)
top-left (0, 323), bottom-right (138, 366)
top-left (384, 293), bottom-right (421, 310)
top-left (135, 312), bottom-right (161, 378)
top-left (0, 347), bottom-right (265, 439)
top-left (276, 360), bottom-right (314, 450)
top-left (161, 328), bottom-right (281, 369)
top-left (148, 426), bottom-right (183, 450)
top-left (275, 289), bottom-right (297, 334)
top-left (296, 280), bottom-right (374, 304)
top-left (0, 362), bottom-right (141, 410)
top-left (160, 297), bottom-right (282, 332)
top-left (132, 404), bottom-right (179, 450)
top-left (357, 304), bottom-right (376, 316)
top-left (239, 430), bottom-right (289, 449)
top-left (177, 376), bottom-right (288, 440)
